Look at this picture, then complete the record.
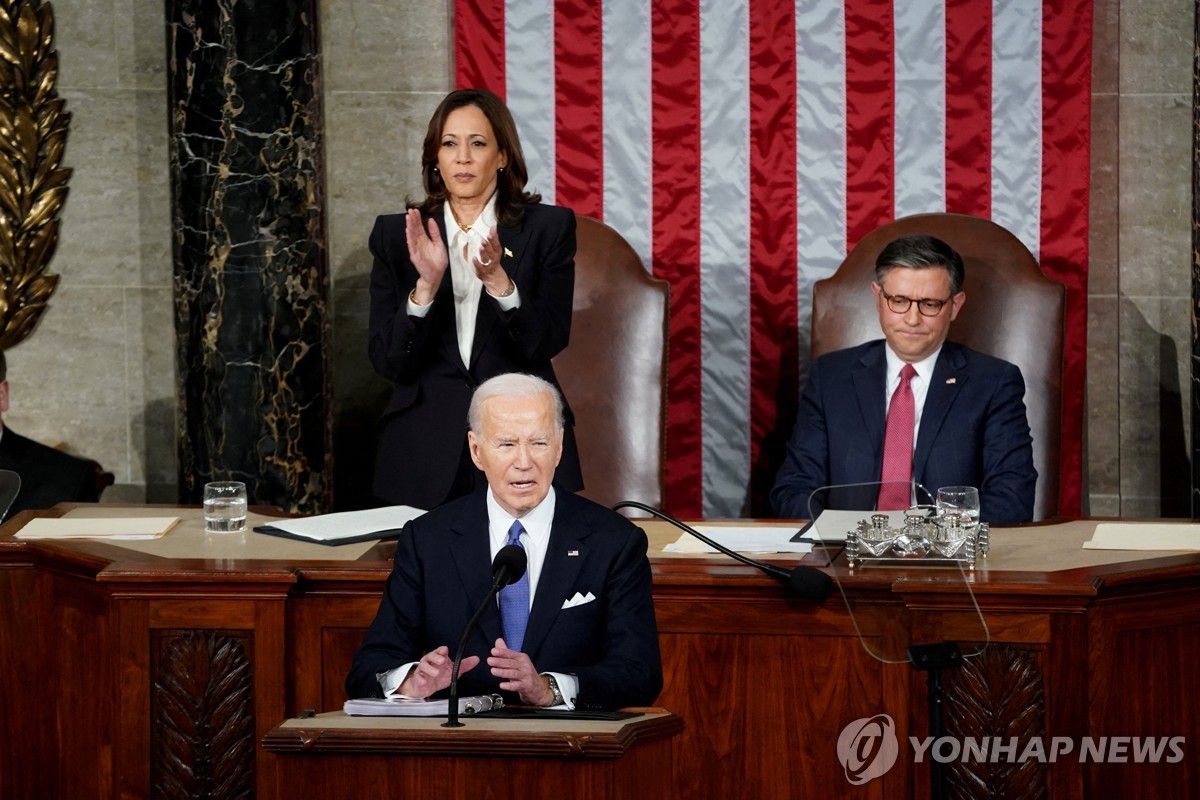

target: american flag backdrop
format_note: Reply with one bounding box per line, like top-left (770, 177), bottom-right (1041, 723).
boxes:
top-left (455, 0), bottom-right (1091, 519)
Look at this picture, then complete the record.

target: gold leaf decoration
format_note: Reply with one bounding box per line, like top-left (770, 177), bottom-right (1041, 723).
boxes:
top-left (0, 0), bottom-right (69, 350)
top-left (151, 630), bottom-right (255, 798)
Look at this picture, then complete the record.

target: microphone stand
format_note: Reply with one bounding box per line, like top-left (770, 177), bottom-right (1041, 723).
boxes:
top-left (613, 500), bottom-right (793, 578)
top-left (443, 573), bottom-right (504, 728)
top-left (908, 640), bottom-right (964, 799)
top-left (443, 545), bottom-right (526, 727)
top-left (611, 500), bottom-right (832, 600)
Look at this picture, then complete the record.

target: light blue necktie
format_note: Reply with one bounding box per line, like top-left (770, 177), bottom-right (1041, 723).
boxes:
top-left (498, 520), bottom-right (530, 651)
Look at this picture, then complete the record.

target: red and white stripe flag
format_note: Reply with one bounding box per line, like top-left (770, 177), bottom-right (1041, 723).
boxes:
top-left (456, 0), bottom-right (1090, 518)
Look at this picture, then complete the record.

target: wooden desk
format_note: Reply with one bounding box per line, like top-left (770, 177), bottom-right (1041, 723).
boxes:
top-left (2, 506), bottom-right (1198, 798)
top-left (261, 709), bottom-right (681, 798)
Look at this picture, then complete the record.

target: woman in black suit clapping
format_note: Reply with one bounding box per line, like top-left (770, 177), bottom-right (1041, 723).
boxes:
top-left (367, 88), bottom-right (583, 509)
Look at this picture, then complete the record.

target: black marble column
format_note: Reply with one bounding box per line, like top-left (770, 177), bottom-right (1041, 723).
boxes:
top-left (167, 0), bottom-right (331, 513)
top-left (1192, 0), bottom-right (1200, 516)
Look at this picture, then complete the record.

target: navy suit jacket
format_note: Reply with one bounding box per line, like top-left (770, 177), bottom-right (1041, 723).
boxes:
top-left (367, 203), bottom-right (583, 508)
top-left (771, 340), bottom-right (1036, 524)
top-left (0, 428), bottom-right (98, 521)
top-left (345, 489), bottom-right (662, 711)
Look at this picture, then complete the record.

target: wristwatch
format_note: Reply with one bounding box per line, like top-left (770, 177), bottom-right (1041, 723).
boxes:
top-left (544, 674), bottom-right (564, 707)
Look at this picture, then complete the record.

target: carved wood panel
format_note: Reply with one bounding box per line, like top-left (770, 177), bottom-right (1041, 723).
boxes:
top-left (151, 629), bottom-right (255, 800)
top-left (944, 644), bottom-right (1047, 800)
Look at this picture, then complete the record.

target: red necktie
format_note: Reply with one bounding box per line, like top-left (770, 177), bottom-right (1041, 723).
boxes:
top-left (877, 364), bottom-right (917, 510)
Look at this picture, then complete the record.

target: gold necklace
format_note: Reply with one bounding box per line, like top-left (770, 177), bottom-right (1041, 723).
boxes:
top-left (449, 205), bottom-right (473, 233)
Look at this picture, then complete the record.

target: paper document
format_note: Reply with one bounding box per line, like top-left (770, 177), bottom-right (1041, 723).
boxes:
top-left (1083, 523), bottom-right (1200, 552)
top-left (665, 525), bottom-right (812, 554)
top-left (796, 509), bottom-right (908, 544)
top-left (255, 505), bottom-right (426, 545)
top-left (14, 517), bottom-right (180, 540)
top-left (343, 694), bottom-right (501, 717)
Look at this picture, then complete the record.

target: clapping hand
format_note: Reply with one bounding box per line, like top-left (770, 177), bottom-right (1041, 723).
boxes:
top-left (405, 208), bottom-right (448, 305)
top-left (473, 227), bottom-right (513, 297)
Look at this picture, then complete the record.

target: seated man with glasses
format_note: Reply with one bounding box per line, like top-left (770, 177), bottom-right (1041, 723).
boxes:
top-left (771, 234), bottom-right (1036, 524)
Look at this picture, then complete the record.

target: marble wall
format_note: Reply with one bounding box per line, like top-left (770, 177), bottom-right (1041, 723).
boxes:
top-left (320, 0), bottom-right (453, 510)
top-left (4, 0), bottom-right (1193, 517)
top-left (3, 0), bottom-right (175, 502)
top-left (1088, 0), bottom-right (1195, 516)
top-left (166, 0), bottom-right (332, 514)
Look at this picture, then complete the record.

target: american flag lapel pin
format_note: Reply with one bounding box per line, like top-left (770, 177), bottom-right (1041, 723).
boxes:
top-left (504, 247), bottom-right (514, 258)
top-left (946, 378), bottom-right (956, 384)
top-left (567, 549), bottom-right (579, 557)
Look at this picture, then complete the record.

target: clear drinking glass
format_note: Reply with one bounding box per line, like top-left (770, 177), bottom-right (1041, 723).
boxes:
top-left (204, 481), bottom-right (248, 533)
top-left (935, 486), bottom-right (980, 527)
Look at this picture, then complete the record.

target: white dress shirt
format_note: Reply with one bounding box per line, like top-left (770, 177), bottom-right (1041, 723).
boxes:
top-left (486, 486), bottom-right (554, 605)
top-left (404, 194), bottom-right (521, 366)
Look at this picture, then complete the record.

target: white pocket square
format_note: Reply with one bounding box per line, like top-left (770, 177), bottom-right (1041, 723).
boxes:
top-left (561, 591), bottom-right (596, 609)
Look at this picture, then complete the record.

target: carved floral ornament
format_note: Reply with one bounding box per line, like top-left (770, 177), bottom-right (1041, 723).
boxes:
top-left (0, 0), bottom-right (68, 350)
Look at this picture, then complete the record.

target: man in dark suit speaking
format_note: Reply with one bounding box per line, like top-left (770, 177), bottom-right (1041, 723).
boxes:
top-left (346, 373), bottom-right (662, 710)
top-left (771, 235), bottom-right (1036, 525)
top-left (0, 350), bottom-right (99, 521)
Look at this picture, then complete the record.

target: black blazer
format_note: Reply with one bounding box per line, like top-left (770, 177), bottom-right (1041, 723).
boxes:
top-left (367, 203), bottom-right (583, 508)
top-left (0, 427), bottom-right (99, 521)
top-left (345, 489), bottom-right (663, 711)
top-left (771, 340), bottom-right (1036, 524)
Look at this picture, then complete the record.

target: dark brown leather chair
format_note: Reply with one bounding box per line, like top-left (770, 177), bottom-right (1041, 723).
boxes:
top-left (811, 213), bottom-right (1065, 520)
top-left (552, 215), bottom-right (669, 509)
top-left (85, 459), bottom-right (115, 500)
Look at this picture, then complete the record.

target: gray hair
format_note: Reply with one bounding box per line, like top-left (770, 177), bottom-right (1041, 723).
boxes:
top-left (874, 234), bottom-right (965, 295)
top-left (468, 373), bottom-right (564, 433)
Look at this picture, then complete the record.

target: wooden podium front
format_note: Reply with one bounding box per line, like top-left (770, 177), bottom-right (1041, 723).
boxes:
top-left (2, 506), bottom-right (1199, 798)
top-left (261, 709), bottom-right (681, 799)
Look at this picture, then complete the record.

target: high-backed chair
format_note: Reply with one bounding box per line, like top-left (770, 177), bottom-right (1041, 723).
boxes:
top-left (0, 469), bottom-right (21, 521)
top-left (811, 213), bottom-right (1065, 520)
top-left (552, 215), bottom-right (669, 509)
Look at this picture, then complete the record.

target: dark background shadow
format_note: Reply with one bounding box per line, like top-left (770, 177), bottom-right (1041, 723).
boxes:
top-left (330, 263), bottom-right (391, 511)
top-left (1122, 297), bottom-right (1190, 517)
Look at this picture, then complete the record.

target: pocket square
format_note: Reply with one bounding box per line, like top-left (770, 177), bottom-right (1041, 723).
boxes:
top-left (561, 591), bottom-right (596, 609)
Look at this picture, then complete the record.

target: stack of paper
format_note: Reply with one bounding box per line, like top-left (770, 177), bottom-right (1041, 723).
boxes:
top-left (1083, 523), bottom-right (1200, 551)
top-left (255, 505), bottom-right (426, 546)
top-left (343, 694), bottom-right (501, 717)
top-left (14, 517), bottom-right (181, 541)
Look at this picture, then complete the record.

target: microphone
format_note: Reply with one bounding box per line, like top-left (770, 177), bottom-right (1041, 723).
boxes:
top-left (612, 501), bottom-right (833, 601)
top-left (491, 544), bottom-right (527, 590)
top-left (444, 544), bottom-right (528, 727)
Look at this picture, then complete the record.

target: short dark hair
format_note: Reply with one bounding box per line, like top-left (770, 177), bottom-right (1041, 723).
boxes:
top-left (874, 235), bottom-right (965, 295)
top-left (0, 349), bottom-right (6, 382)
top-left (413, 88), bottom-right (541, 228)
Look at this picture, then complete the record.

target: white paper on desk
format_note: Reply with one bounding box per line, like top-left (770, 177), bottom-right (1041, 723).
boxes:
top-left (799, 510), bottom-right (907, 544)
top-left (1083, 523), bottom-right (1200, 551)
top-left (14, 516), bottom-right (180, 540)
top-left (343, 694), bottom-right (499, 717)
top-left (260, 505), bottom-right (426, 542)
top-left (665, 525), bottom-right (812, 554)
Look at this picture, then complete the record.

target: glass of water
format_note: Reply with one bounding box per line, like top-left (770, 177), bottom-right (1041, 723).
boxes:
top-left (936, 485), bottom-right (980, 527)
top-left (204, 481), bottom-right (248, 533)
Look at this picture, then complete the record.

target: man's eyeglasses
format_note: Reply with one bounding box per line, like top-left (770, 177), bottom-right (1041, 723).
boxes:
top-left (877, 285), bottom-right (952, 317)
